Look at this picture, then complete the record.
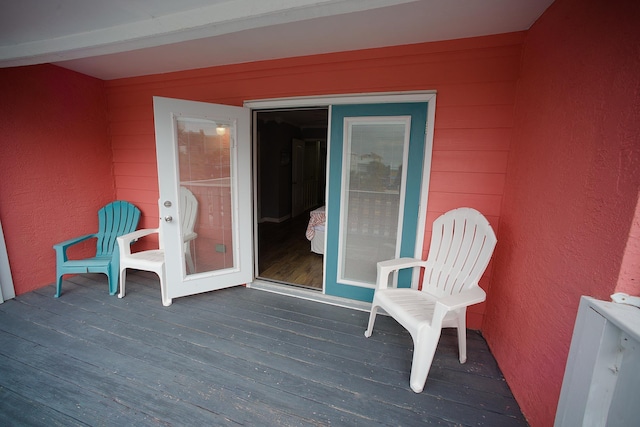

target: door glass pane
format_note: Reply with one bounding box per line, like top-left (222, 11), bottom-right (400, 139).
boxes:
top-left (177, 117), bottom-right (235, 275)
top-left (339, 118), bottom-right (409, 285)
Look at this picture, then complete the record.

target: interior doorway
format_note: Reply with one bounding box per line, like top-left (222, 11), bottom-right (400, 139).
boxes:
top-left (255, 108), bottom-right (328, 290)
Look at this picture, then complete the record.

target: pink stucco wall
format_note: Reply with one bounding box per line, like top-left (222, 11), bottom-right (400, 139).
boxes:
top-left (482, 0), bottom-right (640, 425)
top-left (0, 64), bottom-right (115, 295)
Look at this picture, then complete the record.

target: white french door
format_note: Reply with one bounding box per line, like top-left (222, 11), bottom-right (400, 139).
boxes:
top-left (153, 97), bottom-right (252, 301)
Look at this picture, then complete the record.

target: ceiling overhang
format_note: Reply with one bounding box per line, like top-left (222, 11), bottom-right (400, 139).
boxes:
top-left (0, 0), bottom-right (555, 80)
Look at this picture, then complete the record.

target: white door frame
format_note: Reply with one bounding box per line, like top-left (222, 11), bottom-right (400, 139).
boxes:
top-left (245, 91), bottom-right (437, 292)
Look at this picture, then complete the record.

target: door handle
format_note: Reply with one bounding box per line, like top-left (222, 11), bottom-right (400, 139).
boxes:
top-left (164, 216), bottom-right (173, 222)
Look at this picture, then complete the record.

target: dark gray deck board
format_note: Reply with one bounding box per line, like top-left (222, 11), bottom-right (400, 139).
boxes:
top-left (0, 272), bottom-right (527, 426)
top-left (0, 385), bottom-right (88, 427)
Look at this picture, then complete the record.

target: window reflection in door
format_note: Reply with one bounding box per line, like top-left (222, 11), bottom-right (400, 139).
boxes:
top-left (339, 119), bottom-right (409, 285)
top-left (177, 118), bottom-right (235, 275)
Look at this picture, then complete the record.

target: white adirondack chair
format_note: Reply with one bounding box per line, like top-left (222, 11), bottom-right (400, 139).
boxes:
top-left (364, 207), bottom-right (497, 393)
top-left (117, 187), bottom-right (198, 306)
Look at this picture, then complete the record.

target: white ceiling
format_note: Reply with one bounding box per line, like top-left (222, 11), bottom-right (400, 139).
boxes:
top-left (0, 0), bottom-right (554, 80)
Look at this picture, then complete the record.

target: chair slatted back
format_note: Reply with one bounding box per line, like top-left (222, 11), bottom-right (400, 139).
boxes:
top-left (180, 186), bottom-right (198, 237)
top-left (95, 201), bottom-right (141, 257)
top-left (423, 207), bottom-right (496, 297)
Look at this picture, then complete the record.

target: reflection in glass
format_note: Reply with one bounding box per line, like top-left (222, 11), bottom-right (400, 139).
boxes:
top-left (340, 120), bottom-right (408, 285)
top-left (176, 118), bottom-right (235, 275)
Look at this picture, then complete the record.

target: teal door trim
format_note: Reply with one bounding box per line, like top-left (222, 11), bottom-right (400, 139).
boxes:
top-left (325, 102), bottom-right (429, 302)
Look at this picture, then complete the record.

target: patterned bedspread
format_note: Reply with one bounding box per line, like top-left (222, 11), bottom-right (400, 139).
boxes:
top-left (306, 206), bottom-right (326, 240)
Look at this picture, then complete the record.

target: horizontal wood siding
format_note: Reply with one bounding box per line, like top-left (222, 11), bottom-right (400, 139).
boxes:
top-left (106, 32), bottom-right (523, 328)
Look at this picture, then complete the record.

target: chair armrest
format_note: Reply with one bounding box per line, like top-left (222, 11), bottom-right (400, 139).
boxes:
top-left (53, 233), bottom-right (96, 262)
top-left (376, 257), bottom-right (427, 289)
top-left (427, 286), bottom-right (487, 329)
top-left (183, 231), bottom-right (197, 243)
top-left (435, 286), bottom-right (486, 312)
top-left (53, 234), bottom-right (96, 251)
top-left (117, 228), bottom-right (159, 256)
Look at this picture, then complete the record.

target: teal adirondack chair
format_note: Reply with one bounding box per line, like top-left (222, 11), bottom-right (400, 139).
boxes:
top-left (53, 201), bottom-right (141, 297)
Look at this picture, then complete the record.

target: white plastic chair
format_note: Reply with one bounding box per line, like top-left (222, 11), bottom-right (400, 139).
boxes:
top-left (117, 187), bottom-right (198, 306)
top-left (364, 207), bottom-right (497, 393)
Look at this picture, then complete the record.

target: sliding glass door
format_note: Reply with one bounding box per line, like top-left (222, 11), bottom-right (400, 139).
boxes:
top-left (324, 102), bottom-right (428, 301)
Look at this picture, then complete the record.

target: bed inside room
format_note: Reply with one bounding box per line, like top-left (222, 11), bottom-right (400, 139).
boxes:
top-left (306, 206), bottom-right (326, 255)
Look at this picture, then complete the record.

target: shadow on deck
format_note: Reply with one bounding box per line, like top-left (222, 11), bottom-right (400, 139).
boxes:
top-left (0, 271), bottom-right (527, 426)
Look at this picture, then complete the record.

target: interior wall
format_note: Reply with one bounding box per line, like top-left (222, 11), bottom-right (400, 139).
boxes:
top-left (482, 0), bottom-right (640, 425)
top-left (258, 119), bottom-right (301, 221)
top-left (105, 32), bottom-right (525, 328)
top-left (0, 64), bottom-right (114, 295)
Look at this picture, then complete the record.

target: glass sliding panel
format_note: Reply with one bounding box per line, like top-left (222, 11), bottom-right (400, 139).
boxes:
top-left (325, 102), bottom-right (429, 301)
top-left (338, 117), bottom-right (410, 285)
top-left (177, 117), bottom-right (235, 275)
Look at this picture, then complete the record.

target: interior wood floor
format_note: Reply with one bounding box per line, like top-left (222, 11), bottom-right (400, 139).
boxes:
top-left (0, 272), bottom-right (528, 426)
top-left (258, 212), bottom-right (323, 290)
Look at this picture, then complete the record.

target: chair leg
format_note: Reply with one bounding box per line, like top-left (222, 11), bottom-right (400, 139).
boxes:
top-left (107, 274), bottom-right (117, 296)
top-left (108, 263), bottom-right (119, 296)
top-left (159, 266), bottom-right (172, 307)
top-left (118, 268), bottom-right (127, 299)
top-left (409, 329), bottom-right (441, 393)
top-left (456, 309), bottom-right (467, 364)
top-left (185, 245), bottom-right (195, 274)
top-left (364, 304), bottom-right (379, 337)
top-left (54, 274), bottom-right (63, 298)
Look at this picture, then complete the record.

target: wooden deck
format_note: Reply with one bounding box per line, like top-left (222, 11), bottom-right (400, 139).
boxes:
top-left (0, 271), bottom-right (528, 426)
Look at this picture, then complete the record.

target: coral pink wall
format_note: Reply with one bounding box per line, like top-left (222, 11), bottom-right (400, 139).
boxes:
top-left (483, 0), bottom-right (640, 425)
top-left (106, 33), bottom-right (524, 328)
top-left (0, 64), bottom-right (115, 295)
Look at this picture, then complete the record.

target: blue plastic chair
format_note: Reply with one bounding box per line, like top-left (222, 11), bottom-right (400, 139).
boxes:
top-left (53, 200), bottom-right (141, 297)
